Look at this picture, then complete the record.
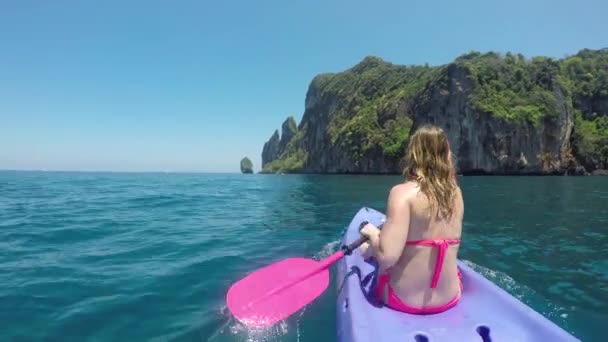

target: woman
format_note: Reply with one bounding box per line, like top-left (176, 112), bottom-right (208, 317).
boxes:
top-left (359, 124), bottom-right (464, 314)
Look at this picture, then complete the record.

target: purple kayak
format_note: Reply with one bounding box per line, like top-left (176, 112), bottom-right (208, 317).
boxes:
top-left (336, 207), bottom-right (579, 342)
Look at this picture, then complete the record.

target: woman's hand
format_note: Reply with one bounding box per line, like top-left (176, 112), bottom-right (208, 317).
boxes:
top-left (359, 223), bottom-right (380, 260)
top-left (360, 223), bottom-right (380, 242)
top-left (358, 241), bottom-right (373, 260)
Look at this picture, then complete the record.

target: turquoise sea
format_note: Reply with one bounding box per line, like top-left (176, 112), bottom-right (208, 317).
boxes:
top-left (1, 171), bottom-right (606, 341)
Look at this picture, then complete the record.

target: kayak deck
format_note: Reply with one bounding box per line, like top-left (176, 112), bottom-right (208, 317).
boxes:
top-left (336, 207), bottom-right (579, 342)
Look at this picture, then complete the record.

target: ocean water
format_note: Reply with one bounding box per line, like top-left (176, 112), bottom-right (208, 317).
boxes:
top-left (1, 171), bottom-right (606, 342)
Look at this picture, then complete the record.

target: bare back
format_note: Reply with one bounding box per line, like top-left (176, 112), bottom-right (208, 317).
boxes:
top-left (385, 181), bottom-right (464, 308)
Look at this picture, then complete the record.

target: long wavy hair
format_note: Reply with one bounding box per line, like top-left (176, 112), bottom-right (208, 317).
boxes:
top-left (404, 124), bottom-right (457, 220)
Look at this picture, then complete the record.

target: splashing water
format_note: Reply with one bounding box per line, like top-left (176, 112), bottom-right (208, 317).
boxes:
top-left (208, 240), bottom-right (342, 342)
top-left (315, 240), bottom-right (340, 260)
top-left (207, 305), bottom-right (291, 342)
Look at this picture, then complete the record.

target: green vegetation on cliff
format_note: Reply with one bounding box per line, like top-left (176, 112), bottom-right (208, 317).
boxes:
top-left (573, 112), bottom-right (608, 170)
top-left (455, 51), bottom-right (563, 125)
top-left (262, 126), bottom-right (307, 173)
top-left (320, 57), bottom-right (433, 159)
top-left (263, 149), bottom-right (308, 173)
top-left (561, 49), bottom-right (608, 118)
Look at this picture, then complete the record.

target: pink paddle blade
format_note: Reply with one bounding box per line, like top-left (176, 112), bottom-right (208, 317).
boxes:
top-left (226, 254), bottom-right (341, 327)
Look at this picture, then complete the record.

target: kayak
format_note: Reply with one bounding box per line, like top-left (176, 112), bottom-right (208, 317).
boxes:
top-left (336, 207), bottom-right (579, 342)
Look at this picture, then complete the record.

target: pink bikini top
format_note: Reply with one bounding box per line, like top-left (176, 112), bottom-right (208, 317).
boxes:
top-left (406, 239), bottom-right (461, 288)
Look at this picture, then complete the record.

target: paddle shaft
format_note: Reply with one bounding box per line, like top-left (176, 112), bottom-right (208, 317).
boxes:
top-left (341, 220), bottom-right (371, 255)
top-left (241, 222), bottom-right (370, 311)
top-left (341, 234), bottom-right (369, 255)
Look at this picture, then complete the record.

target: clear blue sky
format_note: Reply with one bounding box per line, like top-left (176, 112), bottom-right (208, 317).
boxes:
top-left (1, 0), bottom-right (605, 172)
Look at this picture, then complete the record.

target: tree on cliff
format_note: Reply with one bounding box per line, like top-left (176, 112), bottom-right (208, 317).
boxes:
top-left (240, 157), bottom-right (254, 174)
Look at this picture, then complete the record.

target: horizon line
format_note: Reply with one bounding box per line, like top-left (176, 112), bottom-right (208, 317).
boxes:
top-left (0, 168), bottom-right (245, 174)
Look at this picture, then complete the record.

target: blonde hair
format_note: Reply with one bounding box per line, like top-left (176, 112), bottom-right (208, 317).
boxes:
top-left (404, 125), bottom-right (457, 219)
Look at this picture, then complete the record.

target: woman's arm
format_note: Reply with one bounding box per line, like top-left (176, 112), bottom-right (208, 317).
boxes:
top-left (362, 185), bottom-right (411, 271)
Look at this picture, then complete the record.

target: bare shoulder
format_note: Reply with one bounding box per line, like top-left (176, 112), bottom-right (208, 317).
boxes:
top-left (453, 184), bottom-right (463, 196)
top-left (388, 182), bottom-right (418, 204)
top-left (455, 185), bottom-right (464, 202)
top-left (454, 185), bottom-right (465, 214)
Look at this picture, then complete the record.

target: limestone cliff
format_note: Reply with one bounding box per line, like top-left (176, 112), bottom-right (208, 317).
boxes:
top-left (261, 49), bottom-right (608, 174)
top-left (262, 57), bottom-right (428, 173)
top-left (411, 61), bottom-right (574, 174)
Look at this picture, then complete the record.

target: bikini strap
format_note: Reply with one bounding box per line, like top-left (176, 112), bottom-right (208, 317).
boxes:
top-left (430, 241), bottom-right (448, 288)
top-left (406, 239), bottom-right (460, 288)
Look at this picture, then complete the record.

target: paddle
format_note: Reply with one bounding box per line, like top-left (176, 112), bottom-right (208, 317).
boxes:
top-left (226, 221), bottom-right (370, 328)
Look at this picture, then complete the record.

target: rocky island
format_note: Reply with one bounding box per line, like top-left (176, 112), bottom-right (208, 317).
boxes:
top-left (240, 157), bottom-right (253, 174)
top-left (261, 49), bottom-right (608, 175)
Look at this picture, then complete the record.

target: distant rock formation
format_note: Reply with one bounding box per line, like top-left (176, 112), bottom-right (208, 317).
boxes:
top-left (279, 117), bottom-right (297, 153)
top-left (261, 117), bottom-right (300, 172)
top-left (240, 157), bottom-right (253, 174)
top-left (261, 130), bottom-right (280, 168)
top-left (261, 49), bottom-right (608, 174)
